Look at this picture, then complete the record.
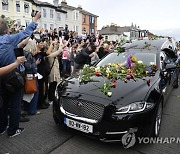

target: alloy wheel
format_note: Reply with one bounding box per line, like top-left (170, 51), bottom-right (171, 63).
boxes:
top-left (155, 102), bottom-right (162, 136)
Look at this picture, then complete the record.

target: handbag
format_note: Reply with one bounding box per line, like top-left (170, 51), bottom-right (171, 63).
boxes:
top-left (2, 69), bottom-right (24, 93)
top-left (24, 75), bottom-right (37, 94)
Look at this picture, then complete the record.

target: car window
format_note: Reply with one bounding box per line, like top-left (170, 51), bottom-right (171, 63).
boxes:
top-left (133, 53), bottom-right (156, 65)
top-left (97, 52), bottom-right (156, 67)
top-left (97, 52), bottom-right (128, 66)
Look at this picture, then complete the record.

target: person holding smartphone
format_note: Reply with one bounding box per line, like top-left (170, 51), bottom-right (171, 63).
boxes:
top-left (0, 56), bottom-right (26, 109)
top-left (0, 12), bottom-right (41, 137)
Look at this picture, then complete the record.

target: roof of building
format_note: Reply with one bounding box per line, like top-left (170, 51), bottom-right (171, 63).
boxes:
top-left (99, 26), bottom-right (123, 35)
top-left (60, 1), bottom-right (98, 17)
top-left (80, 9), bottom-right (99, 17)
top-left (99, 24), bottom-right (147, 35)
top-left (26, 0), bottom-right (67, 13)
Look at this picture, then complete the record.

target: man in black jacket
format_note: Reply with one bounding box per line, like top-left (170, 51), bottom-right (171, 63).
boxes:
top-left (74, 43), bottom-right (95, 73)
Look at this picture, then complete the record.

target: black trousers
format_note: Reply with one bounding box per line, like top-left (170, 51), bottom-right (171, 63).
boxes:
top-left (38, 78), bottom-right (45, 107)
top-left (48, 81), bottom-right (57, 101)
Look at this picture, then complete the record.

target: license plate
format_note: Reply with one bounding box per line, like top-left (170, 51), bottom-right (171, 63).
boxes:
top-left (64, 117), bottom-right (93, 133)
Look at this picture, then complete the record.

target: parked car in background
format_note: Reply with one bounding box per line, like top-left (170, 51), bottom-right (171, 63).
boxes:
top-left (53, 38), bottom-right (179, 142)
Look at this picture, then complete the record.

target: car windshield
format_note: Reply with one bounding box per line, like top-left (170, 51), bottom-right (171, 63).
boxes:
top-left (97, 52), bottom-right (156, 66)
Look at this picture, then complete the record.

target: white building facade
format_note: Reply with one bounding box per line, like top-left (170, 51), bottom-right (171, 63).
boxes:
top-left (60, 0), bottom-right (82, 35)
top-left (0, 0), bottom-right (67, 29)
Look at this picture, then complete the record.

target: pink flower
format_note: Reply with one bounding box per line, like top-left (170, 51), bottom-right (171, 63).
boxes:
top-left (126, 75), bottom-right (131, 80)
top-left (131, 63), bottom-right (135, 68)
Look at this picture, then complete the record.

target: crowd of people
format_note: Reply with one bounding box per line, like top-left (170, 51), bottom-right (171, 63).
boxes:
top-left (0, 11), bottom-right (120, 138)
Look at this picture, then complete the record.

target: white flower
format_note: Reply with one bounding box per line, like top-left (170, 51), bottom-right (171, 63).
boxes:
top-left (83, 64), bottom-right (89, 68)
top-left (106, 67), bottom-right (111, 73)
top-left (95, 66), bottom-right (100, 72)
top-left (107, 92), bottom-right (112, 97)
top-left (138, 60), bottom-right (143, 64)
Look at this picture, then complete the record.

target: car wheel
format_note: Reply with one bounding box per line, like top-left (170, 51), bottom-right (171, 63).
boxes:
top-left (53, 115), bottom-right (60, 125)
top-left (53, 101), bottom-right (60, 125)
top-left (151, 101), bottom-right (163, 137)
top-left (173, 77), bottom-right (179, 88)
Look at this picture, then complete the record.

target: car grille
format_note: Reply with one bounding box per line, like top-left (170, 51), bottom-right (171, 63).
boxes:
top-left (61, 97), bottom-right (105, 121)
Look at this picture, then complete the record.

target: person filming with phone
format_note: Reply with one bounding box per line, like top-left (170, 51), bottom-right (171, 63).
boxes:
top-left (0, 11), bottom-right (41, 137)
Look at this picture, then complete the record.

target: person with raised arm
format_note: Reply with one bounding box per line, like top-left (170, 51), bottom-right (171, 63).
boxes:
top-left (0, 12), bottom-right (41, 137)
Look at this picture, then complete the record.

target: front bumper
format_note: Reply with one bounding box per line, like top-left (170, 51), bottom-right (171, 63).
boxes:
top-left (53, 99), bottom-right (157, 142)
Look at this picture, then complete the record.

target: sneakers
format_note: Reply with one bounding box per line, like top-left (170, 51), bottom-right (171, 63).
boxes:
top-left (20, 116), bottom-right (30, 122)
top-left (28, 111), bottom-right (41, 116)
top-left (0, 126), bottom-right (8, 135)
top-left (0, 129), bottom-right (7, 135)
top-left (8, 128), bottom-right (24, 138)
top-left (37, 104), bottom-right (49, 109)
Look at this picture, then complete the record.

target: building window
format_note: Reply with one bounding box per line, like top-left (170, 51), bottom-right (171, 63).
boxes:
top-left (16, 1), bottom-right (20, 12)
top-left (73, 25), bottom-right (78, 32)
top-left (43, 9), bottom-right (46, 18)
top-left (17, 19), bottom-right (21, 26)
top-left (25, 20), bottom-right (30, 27)
top-left (44, 24), bottom-right (47, 29)
top-left (50, 24), bottom-right (54, 29)
top-left (90, 28), bottom-right (94, 34)
top-left (73, 11), bottom-right (79, 20)
top-left (105, 36), bottom-right (108, 41)
top-left (50, 9), bottom-right (54, 19)
top-left (90, 16), bottom-right (95, 24)
top-left (2, 0), bottom-right (9, 11)
top-left (83, 15), bottom-right (86, 23)
top-left (57, 13), bottom-right (61, 21)
top-left (76, 11), bottom-right (79, 20)
top-left (24, 2), bottom-right (29, 13)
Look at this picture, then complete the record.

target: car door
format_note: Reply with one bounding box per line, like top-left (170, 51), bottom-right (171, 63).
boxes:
top-left (159, 52), bottom-right (169, 101)
top-left (160, 51), bottom-right (177, 101)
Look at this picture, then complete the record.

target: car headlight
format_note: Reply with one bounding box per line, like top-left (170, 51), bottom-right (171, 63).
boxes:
top-left (115, 101), bottom-right (154, 114)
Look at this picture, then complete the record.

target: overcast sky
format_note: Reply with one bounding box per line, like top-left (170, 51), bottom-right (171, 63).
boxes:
top-left (39, 0), bottom-right (180, 40)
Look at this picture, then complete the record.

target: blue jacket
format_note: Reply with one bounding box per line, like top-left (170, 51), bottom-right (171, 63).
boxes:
top-left (0, 22), bottom-right (38, 67)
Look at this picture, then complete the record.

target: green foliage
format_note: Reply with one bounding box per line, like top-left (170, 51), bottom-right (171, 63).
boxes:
top-left (79, 61), bottom-right (157, 97)
top-left (114, 46), bottom-right (126, 54)
top-left (143, 42), bottom-right (151, 50)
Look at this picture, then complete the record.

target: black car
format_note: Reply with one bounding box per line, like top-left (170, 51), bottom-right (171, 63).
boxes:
top-left (53, 38), bottom-right (179, 142)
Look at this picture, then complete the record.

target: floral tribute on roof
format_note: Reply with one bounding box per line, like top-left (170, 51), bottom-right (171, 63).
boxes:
top-left (79, 55), bottom-right (158, 97)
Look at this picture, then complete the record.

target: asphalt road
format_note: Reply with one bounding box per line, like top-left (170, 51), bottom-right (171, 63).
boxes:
top-left (0, 86), bottom-right (180, 154)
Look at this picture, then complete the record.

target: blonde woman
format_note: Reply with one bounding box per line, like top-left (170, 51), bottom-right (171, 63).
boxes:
top-left (46, 37), bottom-right (63, 101)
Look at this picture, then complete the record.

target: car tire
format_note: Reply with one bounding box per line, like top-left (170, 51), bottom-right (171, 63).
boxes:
top-left (150, 100), bottom-right (163, 137)
top-left (53, 101), bottom-right (60, 126)
top-left (173, 77), bottom-right (179, 88)
top-left (53, 115), bottom-right (60, 125)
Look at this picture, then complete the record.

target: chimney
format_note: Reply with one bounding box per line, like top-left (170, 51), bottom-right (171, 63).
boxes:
top-left (110, 24), bottom-right (117, 31)
top-left (53, 0), bottom-right (59, 6)
top-left (61, 0), bottom-right (67, 5)
top-left (77, 5), bottom-right (82, 10)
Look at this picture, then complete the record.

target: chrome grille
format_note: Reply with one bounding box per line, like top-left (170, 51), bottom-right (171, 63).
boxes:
top-left (61, 97), bottom-right (105, 121)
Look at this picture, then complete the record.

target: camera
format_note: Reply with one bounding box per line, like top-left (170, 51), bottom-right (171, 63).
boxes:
top-left (31, 10), bottom-right (40, 18)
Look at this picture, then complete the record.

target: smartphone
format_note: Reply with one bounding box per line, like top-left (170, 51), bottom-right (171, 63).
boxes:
top-left (14, 48), bottom-right (24, 57)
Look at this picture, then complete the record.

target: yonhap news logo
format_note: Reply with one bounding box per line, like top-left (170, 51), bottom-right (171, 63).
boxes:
top-left (121, 133), bottom-right (136, 148)
top-left (121, 133), bottom-right (180, 148)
